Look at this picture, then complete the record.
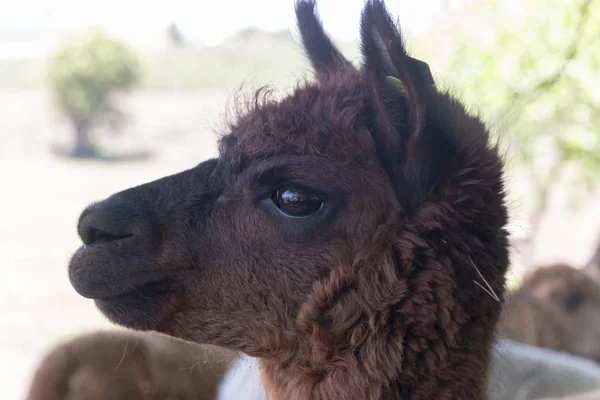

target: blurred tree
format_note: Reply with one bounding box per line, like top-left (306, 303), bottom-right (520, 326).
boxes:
top-left (431, 0), bottom-right (600, 265)
top-left (166, 22), bottom-right (185, 47)
top-left (47, 31), bottom-right (142, 158)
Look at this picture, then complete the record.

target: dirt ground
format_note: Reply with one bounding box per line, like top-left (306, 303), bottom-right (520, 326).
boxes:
top-left (1, 89), bottom-right (599, 399)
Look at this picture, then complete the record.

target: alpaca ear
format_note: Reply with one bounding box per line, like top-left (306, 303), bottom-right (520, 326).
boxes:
top-left (360, 0), bottom-right (434, 100)
top-left (295, 0), bottom-right (353, 77)
top-left (360, 0), bottom-right (437, 210)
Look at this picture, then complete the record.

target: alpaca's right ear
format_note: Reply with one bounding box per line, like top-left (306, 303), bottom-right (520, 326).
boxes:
top-left (295, 0), bottom-right (353, 78)
top-left (360, 0), bottom-right (437, 210)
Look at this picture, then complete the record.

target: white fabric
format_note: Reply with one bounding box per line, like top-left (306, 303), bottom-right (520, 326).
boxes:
top-left (490, 338), bottom-right (600, 400)
top-left (217, 355), bottom-right (266, 400)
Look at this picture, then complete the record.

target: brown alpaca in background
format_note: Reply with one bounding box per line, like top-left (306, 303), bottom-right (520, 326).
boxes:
top-left (66, 0), bottom-right (510, 399)
top-left (498, 263), bottom-right (600, 363)
top-left (25, 330), bottom-right (236, 400)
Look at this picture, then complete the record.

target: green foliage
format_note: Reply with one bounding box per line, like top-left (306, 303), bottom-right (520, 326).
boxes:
top-left (47, 31), bottom-right (142, 126)
top-left (436, 0), bottom-right (600, 213)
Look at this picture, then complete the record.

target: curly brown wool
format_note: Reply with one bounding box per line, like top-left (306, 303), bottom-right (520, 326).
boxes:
top-left (67, 1), bottom-right (510, 399)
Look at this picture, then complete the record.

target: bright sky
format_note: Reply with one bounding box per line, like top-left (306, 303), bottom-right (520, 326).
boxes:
top-left (0, 0), bottom-right (445, 45)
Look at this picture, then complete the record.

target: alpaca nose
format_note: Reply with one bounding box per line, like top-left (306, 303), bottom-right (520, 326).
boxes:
top-left (70, 193), bottom-right (167, 301)
top-left (76, 158), bottom-right (218, 249)
top-left (78, 214), bottom-right (132, 246)
top-left (77, 198), bottom-right (146, 247)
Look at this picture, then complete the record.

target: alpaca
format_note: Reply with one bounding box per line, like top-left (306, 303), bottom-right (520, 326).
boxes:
top-left (498, 263), bottom-right (600, 363)
top-left (67, 1), bottom-right (510, 399)
top-left (25, 330), bottom-right (236, 400)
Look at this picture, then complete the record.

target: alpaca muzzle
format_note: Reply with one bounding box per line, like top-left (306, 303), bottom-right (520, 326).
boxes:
top-left (68, 158), bottom-right (220, 329)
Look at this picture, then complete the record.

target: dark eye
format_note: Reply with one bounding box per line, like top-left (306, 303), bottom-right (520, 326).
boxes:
top-left (562, 294), bottom-right (582, 311)
top-left (272, 186), bottom-right (325, 217)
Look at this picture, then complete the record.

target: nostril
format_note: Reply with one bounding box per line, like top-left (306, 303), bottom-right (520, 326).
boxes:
top-left (81, 226), bottom-right (133, 246)
top-left (78, 203), bottom-right (135, 246)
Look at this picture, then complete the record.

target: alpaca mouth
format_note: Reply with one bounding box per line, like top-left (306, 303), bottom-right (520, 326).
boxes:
top-left (69, 242), bottom-right (183, 331)
top-left (95, 277), bottom-right (173, 301)
top-left (68, 243), bottom-right (173, 301)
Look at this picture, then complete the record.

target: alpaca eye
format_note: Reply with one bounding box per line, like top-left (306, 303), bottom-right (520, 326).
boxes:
top-left (272, 187), bottom-right (324, 217)
top-left (562, 294), bottom-right (582, 311)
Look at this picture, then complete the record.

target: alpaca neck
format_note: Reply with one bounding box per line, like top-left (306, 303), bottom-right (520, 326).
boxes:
top-left (258, 347), bottom-right (491, 400)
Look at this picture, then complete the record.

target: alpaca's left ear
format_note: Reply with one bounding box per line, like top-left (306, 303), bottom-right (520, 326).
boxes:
top-left (295, 0), bottom-right (353, 78)
top-left (360, 0), bottom-right (438, 210)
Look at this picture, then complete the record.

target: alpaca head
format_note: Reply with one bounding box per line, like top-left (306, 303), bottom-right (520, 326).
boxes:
top-left (69, 0), bottom-right (509, 396)
top-left (500, 264), bottom-right (600, 363)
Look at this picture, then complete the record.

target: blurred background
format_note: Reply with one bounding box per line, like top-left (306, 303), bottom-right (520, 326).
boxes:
top-left (1, 0), bottom-right (599, 398)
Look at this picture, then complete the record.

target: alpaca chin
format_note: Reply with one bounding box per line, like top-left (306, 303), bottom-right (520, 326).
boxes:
top-left (93, 280), bottom-right (179, 332)
top-left (69, 245), bottom-right (180, 331)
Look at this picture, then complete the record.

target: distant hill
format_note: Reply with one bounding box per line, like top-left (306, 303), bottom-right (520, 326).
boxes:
top-left (0, 28), bottom-right (360, 90)
top-left (142, 29), bottom-right (361, 91)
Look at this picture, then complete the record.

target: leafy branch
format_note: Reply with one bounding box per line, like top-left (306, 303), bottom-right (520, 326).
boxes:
top-left (498, 0), bottom-right (594, 129)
